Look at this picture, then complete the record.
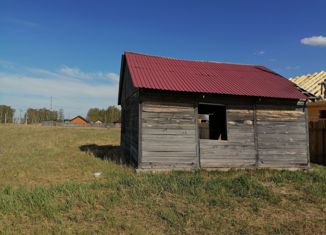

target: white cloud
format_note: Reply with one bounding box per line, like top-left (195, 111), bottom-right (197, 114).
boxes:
top-left (105, 72), bottom-right (119, 81)
top-left (301, 36), bottom-right (326, 47)
top-left (59, 66), bottom-right (118, 81)
top-left (0, 63), bottom-right (120, 117)
top-left (254, 50), bottom-right (265, 55)
top-left (0, 74), bottom-right (118, 98)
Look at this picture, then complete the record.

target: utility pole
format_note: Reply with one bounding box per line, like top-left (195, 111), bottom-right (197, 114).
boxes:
top-left (19, 109), bottom-right (22, 124)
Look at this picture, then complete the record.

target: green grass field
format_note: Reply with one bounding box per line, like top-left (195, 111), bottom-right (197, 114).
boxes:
top-left (0, 124), bottom-right (326, 234)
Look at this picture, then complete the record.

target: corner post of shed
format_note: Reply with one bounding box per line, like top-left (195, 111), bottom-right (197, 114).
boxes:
top-left (138, 89), bottom-right (143, 168)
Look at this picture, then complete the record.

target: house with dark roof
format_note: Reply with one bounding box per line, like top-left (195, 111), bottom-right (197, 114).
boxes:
top-left (118, 52), bottom-right (309, 171)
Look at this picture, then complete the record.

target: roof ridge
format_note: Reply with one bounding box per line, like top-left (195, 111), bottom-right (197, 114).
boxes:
top-left (125, 51), bottom-right (261, 67)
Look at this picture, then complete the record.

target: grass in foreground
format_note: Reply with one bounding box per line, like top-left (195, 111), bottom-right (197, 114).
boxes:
top-left (0, 124), bottom-right (326, 234)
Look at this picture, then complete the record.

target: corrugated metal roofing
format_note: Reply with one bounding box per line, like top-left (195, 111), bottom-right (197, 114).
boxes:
top-left (290, 71), bottom-right (326, 98)
top-left (124, 52), bottom-right (307, 100)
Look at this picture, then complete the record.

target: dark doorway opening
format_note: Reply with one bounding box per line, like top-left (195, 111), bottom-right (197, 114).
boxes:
top-left (198, 104), bottom-right (227, 140)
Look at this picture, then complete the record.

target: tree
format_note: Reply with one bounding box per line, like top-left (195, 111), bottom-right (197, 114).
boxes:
top-left (87, 108), bottom-right (101, 123)
top-left (24, 108), bottom-right (58, 124)
top-left (86, 106), bottom-right (121, 124)
top-left (0, 105), bottom-right (15, 123)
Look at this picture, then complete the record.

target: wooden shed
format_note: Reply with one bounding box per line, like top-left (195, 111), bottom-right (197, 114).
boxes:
top-left (118, 52), bottom-right (309, 171)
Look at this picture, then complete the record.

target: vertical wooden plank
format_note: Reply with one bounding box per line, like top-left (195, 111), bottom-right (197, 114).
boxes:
top-left (253, 104), bottom-right (259, 166)
top-left (309, 122), bottom-right (314, 162)
top-left (305, 106), bottom-right (310, 166)
top-left (138, 101), bottom-right (143, 167)
top-left (318, 121), bottom-right (322, 164)
top-left (194, 103), bottom-right (200, 169)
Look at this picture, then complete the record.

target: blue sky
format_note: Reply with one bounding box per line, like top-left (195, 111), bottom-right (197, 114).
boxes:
top-left (1, 0), bottom-right (325, 118)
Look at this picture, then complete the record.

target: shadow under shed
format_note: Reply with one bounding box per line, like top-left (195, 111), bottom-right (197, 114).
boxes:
top-left (79, 144), bottom-right (134, 166)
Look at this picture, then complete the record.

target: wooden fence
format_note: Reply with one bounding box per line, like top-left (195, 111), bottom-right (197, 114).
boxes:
top-left (309, 120), bottom-right (326, 165)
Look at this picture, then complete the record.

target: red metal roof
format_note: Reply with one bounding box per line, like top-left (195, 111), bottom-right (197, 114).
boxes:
top-left (123, 52), bottom-right (307, 100)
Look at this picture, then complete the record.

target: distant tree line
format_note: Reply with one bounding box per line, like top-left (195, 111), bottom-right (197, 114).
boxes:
top-left (87, 106), bottom-right (121, 123)
top-left (0, 105), bottom-right (15, 123)
top-left (1, 104), bottom-right (121, 125)
top-left (25, 108), bottom-right (60, 124)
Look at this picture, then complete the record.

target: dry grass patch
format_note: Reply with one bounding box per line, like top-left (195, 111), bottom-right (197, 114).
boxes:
top-left (0, 124), bottom-right (326, 234)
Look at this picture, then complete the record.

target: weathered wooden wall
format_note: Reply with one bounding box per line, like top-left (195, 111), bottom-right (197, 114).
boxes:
top-left (121, 97), bottom-right (139, 163)
top-left (139, 101), bottom-right (198, 170)
top-left (120, 66), bottom-right (139, 163)
top-left (309, 120), bottom-right (326, 165)
top-left (134, 90), bottom-right (309, 170)
top-left (256, 108), bottom-right (308, 167)
top-left (200, 107), bottom-right (256, 168)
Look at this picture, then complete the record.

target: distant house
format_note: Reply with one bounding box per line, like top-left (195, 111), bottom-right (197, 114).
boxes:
top-left (290, 71), bottom-right (326, 122)
top-left (95, 120), bottom-right (103, 124)
top-left (118, 52), bottom-right (309, 171)
top-left (70, 116), bottom-right (89, 125)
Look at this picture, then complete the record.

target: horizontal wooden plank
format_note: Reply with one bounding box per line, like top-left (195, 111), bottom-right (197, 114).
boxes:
top-left (143, 139), bottom-right (196, 145)
top-left (259, 155), bottom-right (308, 160)
top-left (227, 109), bottom-right (254, 121)
top-left (143, 105), bottom-right (194, 113)
top-left (142, 128), bottom-right (196, 135)
top-left (143, 102), bottom-right (193, 108)
top-left (201, 153), bottom-right (256, 158)
top-left (142, 123), bottom-right (195, 130)
top-left (257, 121), bottom-right (306, 128)
top-left (200, 140), bottom-right (255, 146)
top-left (142, 145), bottom-right (196, 152)
top-left (143, 151), bottom-right (196, 157)
top-left (228, 125), bottom-right (254, 131)
top-left (199, 144), bottom-right (255, 150)
top-left (227, 123), bottom-right (254, 129)
top-left (140, 162), bottom-right (196, 169)
top-left (201, 162), bottom-right (256, 168)
top-left (257, 134), bottom-right (306, 140)
top-left (256, 118), bottom-right (305, 122)
top-left (258, 149), bottom-right (307, 155)
top-left (143, 117), bottom-right (194, 125)
top-left (256, 110), bottom-right (304, 118)
top-left (257, 129), bottom-right (306, 135)
top-left (201, 158), bottom-right (255, 163)
top-left (228, 133), bottom-right (254, 138)
top-left (142, 112), bottom-right (195, 119)
top-left (257, 144), bottom-right (307, 149)
top-left (200, 150), bottom-right (256, 156)
top-left (143, 134), bottom-right (195, 140)
top-left (260, 160), bottom-right (308, 164)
